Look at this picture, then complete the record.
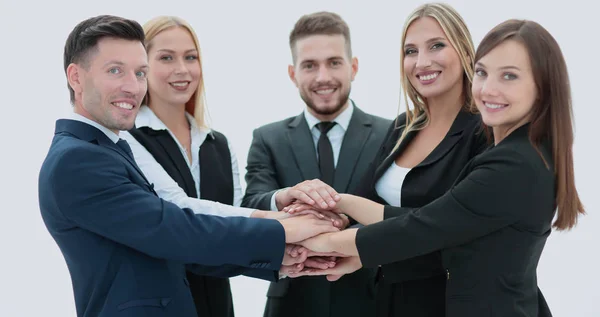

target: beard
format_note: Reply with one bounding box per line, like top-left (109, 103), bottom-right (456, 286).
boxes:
top-left (300, 85), bottom-right (351, 116)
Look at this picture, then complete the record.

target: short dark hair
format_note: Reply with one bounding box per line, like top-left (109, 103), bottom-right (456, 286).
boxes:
top-left (289, 11), bottom-right (352, 63)
top-left (63, 15), bottom-right (145, 103)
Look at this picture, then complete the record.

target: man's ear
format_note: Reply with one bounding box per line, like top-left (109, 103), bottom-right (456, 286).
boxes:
top-left (66, 63), bottom-right (84, 96)
top-left (288, 64), bottom-right (298, 87)
top-left (350, 57), bottom-right (359, 81)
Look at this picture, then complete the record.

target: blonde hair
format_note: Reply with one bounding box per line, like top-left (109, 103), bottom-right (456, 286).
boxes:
top-left (143, 16), bottom-right (208, 129)
top-left (392, 3), bottom-right (475, 152)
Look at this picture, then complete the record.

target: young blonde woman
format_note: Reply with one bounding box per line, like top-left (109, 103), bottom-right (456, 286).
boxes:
top-left (120, 16), bottom-right (343, 317)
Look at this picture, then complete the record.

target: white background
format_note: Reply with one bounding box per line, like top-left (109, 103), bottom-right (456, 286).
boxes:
top-left (0, 0), bottom-right (598, 316)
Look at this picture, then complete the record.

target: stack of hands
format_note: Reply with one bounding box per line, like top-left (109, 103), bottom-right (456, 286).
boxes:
top-left (264, 179), bottom-right (364, 281)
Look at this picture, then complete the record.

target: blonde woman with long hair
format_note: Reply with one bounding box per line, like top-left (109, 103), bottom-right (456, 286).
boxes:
top-left (120, 16), bottom-right (344, 317)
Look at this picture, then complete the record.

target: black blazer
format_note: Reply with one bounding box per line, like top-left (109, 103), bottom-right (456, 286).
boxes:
top-left (242, 103), bottom-right (391, 317)
top-left (352, 109), bottom-right (487, 316)
top-left (128, 127), bottom-right (236, 317)
top-left (355, 110), bottom-right (487, 281)
top-left (357, 123), bottom-right (555, 317)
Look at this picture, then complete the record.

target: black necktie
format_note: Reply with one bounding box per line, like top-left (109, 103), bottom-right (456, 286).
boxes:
top-left (316, 121), bottom-right (336, 186)
top-left (116, 139), bottom-right (134, 159)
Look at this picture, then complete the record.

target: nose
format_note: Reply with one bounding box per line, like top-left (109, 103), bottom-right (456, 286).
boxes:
top-left (174, 59), bottom-right (189, 75)
top-left (415, 51), bottom-right (432, 69)
top-left (316, 65), bottom-right (333, 83)
top-left (480, 77), bottom-right (500, 97)
top-left (120, 70), bottom-right (144, 96)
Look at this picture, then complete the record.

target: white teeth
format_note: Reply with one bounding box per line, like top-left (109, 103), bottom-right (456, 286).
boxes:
top-left (419, 72), bottom-right (439, 81)
top-left (113, 102), bottom-right (133, 110)
top-left (171, 82), bottom-right (188, 87)
top-left (485, 102), bottom-right (506, 109)
top-left (316, 89), bottom-right (335, 95)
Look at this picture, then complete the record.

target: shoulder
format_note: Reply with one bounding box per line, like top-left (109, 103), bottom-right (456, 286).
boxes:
top-left (207, 129), bottom-right (229, 143)
top-left (43, 136), bottom-right (118, 181)
top-left (250, 115), bottom-right (300, 142)
top-left (475, 131), bottom-right (552, 179)
top-left (255, 116), bottom-right (297, 133)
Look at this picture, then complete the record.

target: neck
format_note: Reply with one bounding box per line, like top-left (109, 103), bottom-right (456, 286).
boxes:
top-left (425, 83), bottom-right (464, 126)
top-left (74, 103), bottom-right (120, 135)
top-left (492, 119), bottom-right (530, 145)
top-left (308, 100), bottom-right (350, 122)
top-left (148, 100), bottom-right (189, 132)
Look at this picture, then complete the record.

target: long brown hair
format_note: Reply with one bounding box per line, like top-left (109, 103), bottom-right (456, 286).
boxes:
top-left (474, 19), bottom-right (584, 230)
top-left (392, 3), bottom-right (476, 153)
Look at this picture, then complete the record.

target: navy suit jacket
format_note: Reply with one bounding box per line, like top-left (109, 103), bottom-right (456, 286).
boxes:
top-left (38, 119), bottom-right (285, 317)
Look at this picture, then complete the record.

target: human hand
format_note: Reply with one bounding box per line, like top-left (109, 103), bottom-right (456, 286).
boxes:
top-left (278, 214), bottom-right (339, 244)
top-left (275, 179), bottom-right (341, 210)
top-left (258, 208), bottom-right (347, 229)
top-left (288, 256), bottom-right (363, 281)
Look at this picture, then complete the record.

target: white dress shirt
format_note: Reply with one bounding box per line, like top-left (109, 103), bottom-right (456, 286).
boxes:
top-left (269, 103), bottom-right (355, 211)
top-left (375, 162), bottom-right (410, 207)
top-left (120, 106), bottom-right (255, 217)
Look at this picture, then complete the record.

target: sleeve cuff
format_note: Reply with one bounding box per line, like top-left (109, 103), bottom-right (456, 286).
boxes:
top-left (217, 203), bottom-right (257, 218)
top-left (270, 190), bottom-right (281, 211)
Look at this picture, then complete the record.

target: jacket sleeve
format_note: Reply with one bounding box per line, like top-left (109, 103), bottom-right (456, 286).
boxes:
top-left (51, 146), bottom-right (285, 270)
top-left (241, 128), bottom-right (281, 211)
top-left (186, 264), bottom-right (278, 282)
top-left (356, 148), bottom-right (538, 268)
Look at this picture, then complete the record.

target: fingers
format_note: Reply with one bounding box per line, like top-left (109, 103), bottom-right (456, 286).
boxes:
top-left (287, 179), bottom-right (339, 210)
top-left (283, 203), bottom-right (311, 214)
top-left (280, 263), bottom-right (304, 276)
top-left (287, 188), bottom-right (317, 207)
top-left (306, 250), bottom-right (349, 258)
top-left (304, 257), bottom-right (337, 270)
top-left (290, 244), bottom-right (306, 257)
top-left (292, 209), bottom-right (326, 219)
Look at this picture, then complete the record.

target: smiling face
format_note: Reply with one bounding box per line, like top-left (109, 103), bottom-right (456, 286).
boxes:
top-left (146, 26), bottom-right (201, 109)
top-left (68, 37), bottom-right (148, 134)
top-left (472, 39), bottom-right (537, 143)
top-left (288, 34), bottom-right (358, 119)
top-left (403, 17), bottom-right (464, 103)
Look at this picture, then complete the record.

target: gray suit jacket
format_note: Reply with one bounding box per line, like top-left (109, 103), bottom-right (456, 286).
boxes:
top-left (242, 103), bottom-right (391, 317)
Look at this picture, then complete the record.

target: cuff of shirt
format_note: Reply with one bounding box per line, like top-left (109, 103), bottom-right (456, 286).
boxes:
top-left (217, 203), bottom-right (256, 217)
top-left (270, 189), bottom-right (282, 211)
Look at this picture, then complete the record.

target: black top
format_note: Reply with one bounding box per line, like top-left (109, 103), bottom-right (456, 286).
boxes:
top-left (357, 123), bottom-right (555, 317)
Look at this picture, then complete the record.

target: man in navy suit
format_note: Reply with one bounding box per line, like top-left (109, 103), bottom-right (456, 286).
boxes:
top-left (38, 15), bottom-right (338, 317)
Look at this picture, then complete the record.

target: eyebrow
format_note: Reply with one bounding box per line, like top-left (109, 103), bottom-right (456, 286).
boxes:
top-left (102, 60), bottom-right (124, 68)
top-left (102, 60), bottom-right (149, 70)
top-left (300, 56), bottom-right (344, 64)
top-left (155, 48), bottom-right (198, 54)
top-left (475, 62), bottom-right (521, 71)
top-left (404, 37), bottom-right (446, 48)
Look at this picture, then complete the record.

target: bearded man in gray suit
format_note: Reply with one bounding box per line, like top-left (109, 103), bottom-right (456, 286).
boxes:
top-left (242, 11), bottom-right (392, 317)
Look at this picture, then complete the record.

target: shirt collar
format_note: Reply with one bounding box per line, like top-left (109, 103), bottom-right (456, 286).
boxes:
top-left (135, 105), bottom-right (212, 135)
top-left (303, 99), bottom-right (354, 132)
top-left (68, 112), bottom-right (120, 143)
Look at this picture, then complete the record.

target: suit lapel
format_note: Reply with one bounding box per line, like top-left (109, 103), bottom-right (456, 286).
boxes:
top-left (99, 137), bottom-right (155, 186)
top-left (56, 119), bottom-right (153, 187)
top-left (333, 107), bottom-right (372, 192)
top-left (371, 110), bottom-right (473, 183)
top-left (373, 126), bottom-right (416, 182)
top-left (416, 110), bottom-right (471, 168)
top-left (145, 128), bottom-right (197, 195)
top-left (287, 114), bottom-right (320, 181)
